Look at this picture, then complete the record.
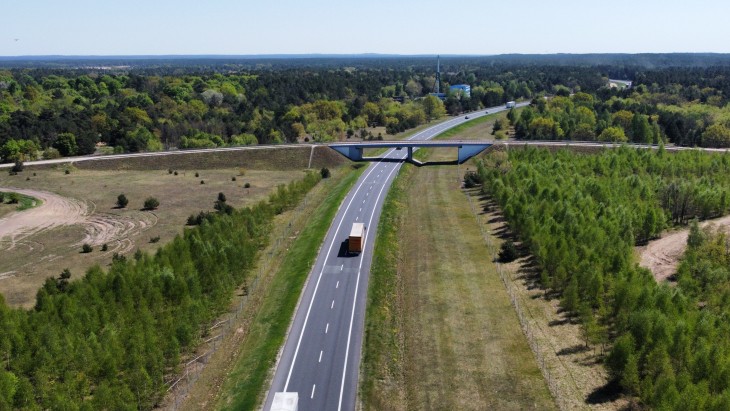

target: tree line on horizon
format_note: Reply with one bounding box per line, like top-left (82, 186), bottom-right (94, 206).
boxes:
top-left (5, 61), bottom-right (730, 164)
top-left (0, 63), bottom-right (621, 163)
top-left (511, 79), bottom-right (730, 148)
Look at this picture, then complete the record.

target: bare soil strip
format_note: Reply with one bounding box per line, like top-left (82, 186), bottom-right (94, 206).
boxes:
top-left (639, 215), bottom-right (730, 282)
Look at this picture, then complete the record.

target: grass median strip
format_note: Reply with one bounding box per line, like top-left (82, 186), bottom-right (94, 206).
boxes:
top-left (215, 166), bottom-right (364, 411)
top-left (361, 149), bottom-right (556, 410)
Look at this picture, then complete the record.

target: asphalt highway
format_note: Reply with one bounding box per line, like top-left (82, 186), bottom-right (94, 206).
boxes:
top-left (262, 103), bottom-right (519, 411)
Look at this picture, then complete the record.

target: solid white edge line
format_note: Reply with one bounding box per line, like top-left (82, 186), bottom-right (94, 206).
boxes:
top-left (311, 384), bottom-right (316, 399)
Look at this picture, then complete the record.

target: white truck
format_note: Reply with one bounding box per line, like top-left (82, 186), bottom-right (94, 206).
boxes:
top-left (271, 392), bottom-right (298, 411)
top-left (348, 223), bottom-right (364, 254)
top-left (506, 101), bottom-right (516, 109)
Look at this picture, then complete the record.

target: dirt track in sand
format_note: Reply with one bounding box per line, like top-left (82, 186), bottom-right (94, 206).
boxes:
top-left (639, 215), bottom-right (730, 282)
top-left (0, 187), bottom-right (156, 255)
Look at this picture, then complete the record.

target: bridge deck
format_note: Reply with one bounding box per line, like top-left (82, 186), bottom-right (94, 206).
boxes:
top-left (327, 140), bottom-right (493, 164)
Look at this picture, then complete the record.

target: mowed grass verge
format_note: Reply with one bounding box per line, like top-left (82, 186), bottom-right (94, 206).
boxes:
top-left (214, 166), bottom-right (365, 411)
top-left (361, 149), bottom-right (556, 410)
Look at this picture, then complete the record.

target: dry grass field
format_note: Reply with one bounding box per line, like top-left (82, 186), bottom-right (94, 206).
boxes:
top-left (0, 146), bottom-right (346, 308)
top-left (400, 160), bottom-right (555, 410)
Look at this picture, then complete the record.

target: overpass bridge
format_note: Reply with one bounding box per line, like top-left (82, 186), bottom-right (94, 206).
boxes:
top-left (328, 140), bottom-right (493, 165)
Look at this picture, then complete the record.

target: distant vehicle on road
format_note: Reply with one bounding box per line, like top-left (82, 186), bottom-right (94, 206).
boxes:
top-left (506, 101), bottom-right (516, 108)
top-left (465, 116), bottom-right (469, 119)
top-left (348, 223), bottom-right (364, 254)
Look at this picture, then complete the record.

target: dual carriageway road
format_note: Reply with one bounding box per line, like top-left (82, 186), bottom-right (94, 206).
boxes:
top-left (262, 103), bottom-right (522, 411)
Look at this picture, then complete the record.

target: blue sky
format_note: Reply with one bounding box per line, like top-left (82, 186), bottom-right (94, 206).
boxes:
top-left (3, 0), bottom-right (729, 56)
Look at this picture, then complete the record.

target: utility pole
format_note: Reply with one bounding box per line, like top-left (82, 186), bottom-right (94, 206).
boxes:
top-left (435, 55), bottom-right (441, 94)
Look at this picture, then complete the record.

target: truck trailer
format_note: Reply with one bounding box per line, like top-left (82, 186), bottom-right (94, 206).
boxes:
top-left (348, 223), bottom-right (364, 254)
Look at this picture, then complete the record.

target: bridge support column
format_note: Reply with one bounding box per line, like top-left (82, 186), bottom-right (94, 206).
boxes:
top-left (407, 147), bottom-right (413, 162)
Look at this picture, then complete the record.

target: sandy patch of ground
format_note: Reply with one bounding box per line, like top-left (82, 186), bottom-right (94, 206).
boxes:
top-left (0, 188), bottom-right (88, 251)
top-left (638, 215), bottom-right (730, 282)
top-left (0, 187), bottom-right (154, 256)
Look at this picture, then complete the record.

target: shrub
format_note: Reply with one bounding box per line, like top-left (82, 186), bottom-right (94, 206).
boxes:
top-left (168, 168), bottom-right (173, 174)
top-left (81, 243), bottom-right (93, 253)
top-left (244, 182), bottom-right (251, 188)
top-left (492, 118), bottom-right (505, 134)
top-left (320, 167), bottom-right (331, 178)
top-left (214, 200), bottom-right (234, 215)
top-left (60, 268), bottom-right (71, 280)
top-left (200, 180), bottom-right (205, 184)
top-left (11, 161), bottom-right (24, 173)
top-left (149, 236), bottom-right (160, 243)
top-left (116, 194), bottom-right (129, 208)
top-left (143, 197), bottom-right (159, 210)
top-left (64, 169), bottom-right (70, 175)
top-left (217, 192), bottom-right (227, 202)
top-left (174, 171), bottom-right (178, 176)
top-left (7, 193), bottom-right (20, 204)
top-left (186, 214), bottom-right (198, 225)
top-left (43, 147), bottom-right (61, 160)
top-left (57, 269), bottom-right (71, 292)
top-left (498, 241), bottom-right (518, 263)
top-left (232, 176), bottom-right (236, 181)
top-left (187, 211), bottom-right (213, 226)
top-left (101, 244), bottom-right (108, 252)
top-left (195, 172), bottom-right (199, 178)
top-left (463, 171), bottom-right (484, 188)
top-left (238, 168), bottom-right (246, 176)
